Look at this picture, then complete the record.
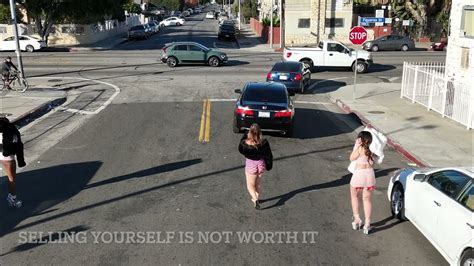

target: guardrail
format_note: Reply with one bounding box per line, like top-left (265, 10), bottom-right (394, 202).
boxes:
top-left (401, 62), bottom-right (473, 129)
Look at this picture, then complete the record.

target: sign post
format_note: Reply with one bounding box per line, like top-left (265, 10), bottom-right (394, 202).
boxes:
top-left (348, 26), bottom-right (368, 101)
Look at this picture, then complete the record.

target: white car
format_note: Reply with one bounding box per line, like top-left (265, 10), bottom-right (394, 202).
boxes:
top-left (159, 17), bottom-right (185, 27)
top-left (388, 167), bottom-right (473, 265)
top-left (0, 35), bottom-right (46, 52)
top-left (283, 40), bottom-right (373, 73)
top-left (205, 12), bottom-right (214, 19)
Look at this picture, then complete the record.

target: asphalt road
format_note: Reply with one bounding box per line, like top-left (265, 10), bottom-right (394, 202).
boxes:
top-left (0, 9), bottom-right (447, 265)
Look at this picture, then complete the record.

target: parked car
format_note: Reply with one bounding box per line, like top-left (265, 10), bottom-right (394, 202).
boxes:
top-left (388, 167), bottom-right (473, 265)
top-left (363, 34), bottom-right (415, 52)
top-left (283, 40), bottom-right (373, 73)
top-left (159, 17), bottom-right (185, 27)
top-left (187, 8), bottom-right (193, 14)
top-left (218, 23), bottom-right (235, 40)
top-left (266, 62), bottom-right (311, 95)
top-left (127, 25), bottom-right (148, 40)
top-left (161, 42), bottom-right (228, 67)
top-left (206, 12), bottom-right (215, 19)
top-left (146, 22), bottom-right (159, 33)
top-left (173, 11), bottom-right (182, 17)
top-left (0, 35), bottom-right (45, 52)
top-left (233, 82), bottom-right (294, 136)
top-left (430, 40), bottom-right (448, 51)
top-left (194, 8), bottom-right (201, 13)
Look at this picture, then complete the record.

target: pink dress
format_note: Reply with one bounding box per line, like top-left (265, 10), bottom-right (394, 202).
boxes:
top-left (350, 147), bottom-right (376, 191)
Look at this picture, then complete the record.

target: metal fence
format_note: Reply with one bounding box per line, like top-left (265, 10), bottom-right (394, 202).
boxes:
top-left (401, 62), bottom-right (474, 129)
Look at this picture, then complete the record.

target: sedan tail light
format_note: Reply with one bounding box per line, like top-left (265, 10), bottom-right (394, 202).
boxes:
top-left (235, 106), bottom-right (255, 116)
top-left (293, 73), bottom-right (302, 81)
top-left (266, 72), bottom-right (273, 80)
top-left (275, 109), bottom-right (293, 118)
top-left (286, 52), bottom-right (292, 58)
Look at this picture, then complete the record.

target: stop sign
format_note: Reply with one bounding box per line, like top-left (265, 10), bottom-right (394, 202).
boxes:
top-left (349, 26), bottom-right (367, 45)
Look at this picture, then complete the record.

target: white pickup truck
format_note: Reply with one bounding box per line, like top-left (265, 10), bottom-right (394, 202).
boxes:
top-left (283, 40), bottom-right (373, 73)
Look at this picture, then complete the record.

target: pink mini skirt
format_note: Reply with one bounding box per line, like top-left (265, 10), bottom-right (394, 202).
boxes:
top-left (350, 168), bottom-right (376, 191)
top-left (245, 158), bottom-right (265, 175)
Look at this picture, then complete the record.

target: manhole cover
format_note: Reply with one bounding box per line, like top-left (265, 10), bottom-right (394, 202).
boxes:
top-left (368, 111), bottom-right (385, 114)
top-left (0, 113), bottom-right (12, 117)
top-left (48, 79), bottom-right (63, 82)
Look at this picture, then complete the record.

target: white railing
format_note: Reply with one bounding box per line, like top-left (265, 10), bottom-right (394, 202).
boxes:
top-left (401, 62), bottom-right (474, 130)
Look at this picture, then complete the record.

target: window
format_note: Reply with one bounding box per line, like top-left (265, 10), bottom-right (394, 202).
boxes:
top-left (298, 19), bottom-right (310, 28)
top-left (19, 36), bottom-right (29, 41)
top-left (3, 36), bottom-right (14, 41)
top-left (189, 45), bottom-right (202, 52)
top-left (458, 184), bottom-right (474, 211)
top-left (173, 45), bottom-right (188, 51)
top-left (272, 62), bottom-right (301, 72)
top-left (325, 18), bottom-right (344, 28)
top-left (327, 43), bottom-right (346, 53)
top-left (428, 170), bottom-right (471, 198)
top-left (243, 86), bottom-right (287, 104)
top-left (461, 6), bottom-right (474, 38)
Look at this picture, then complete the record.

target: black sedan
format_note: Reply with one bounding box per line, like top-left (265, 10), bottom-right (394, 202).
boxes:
top-left (233, 82), bottom-right (294, 136)
top-left (218, 24), bottom-right (235, 40)
top-left (266, 61), bottom-right (311, 94)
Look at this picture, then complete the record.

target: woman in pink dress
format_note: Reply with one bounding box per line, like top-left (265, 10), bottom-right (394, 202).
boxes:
top-left (349, 131), bottom-right (376, 235)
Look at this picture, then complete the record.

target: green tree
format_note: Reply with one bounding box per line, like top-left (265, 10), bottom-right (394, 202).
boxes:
top-left (18, 0), bottom-right (128, 42)
top-left (0, 3), bottom-right (24, 24)
top-left (123, 2), bottom-right (141, 14)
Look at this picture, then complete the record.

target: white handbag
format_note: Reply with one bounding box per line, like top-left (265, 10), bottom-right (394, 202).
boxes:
top-left (347, 161), bottom-right (356, 173)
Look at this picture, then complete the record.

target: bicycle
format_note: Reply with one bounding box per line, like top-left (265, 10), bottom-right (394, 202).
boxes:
top-left (2, 71), bottom-right (28, 92)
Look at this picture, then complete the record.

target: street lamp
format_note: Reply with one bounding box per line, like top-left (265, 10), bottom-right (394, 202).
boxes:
top-left (9, 0), bottom-right (25, 79)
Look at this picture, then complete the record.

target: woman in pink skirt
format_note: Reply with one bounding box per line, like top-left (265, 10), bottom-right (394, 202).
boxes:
top-left (349, 131), bottom-right (376, 234)
top-left (238, 124), bottom-right (273, 210)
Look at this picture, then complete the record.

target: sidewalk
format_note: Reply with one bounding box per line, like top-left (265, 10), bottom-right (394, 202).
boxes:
top-left (328, 82), bottom-right (473, 167)
top-left (46, 33), bottom-right (128, 52)
top-left (0, 83), bottom-right (67, 127)
top-left (235, 23), bottom-right (278, 53)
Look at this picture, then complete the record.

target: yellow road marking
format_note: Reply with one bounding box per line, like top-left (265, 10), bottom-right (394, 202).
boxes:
top-left (199, 99), bottom-right (207, 142)
top-left (204, 99), bottom-right (211, 142)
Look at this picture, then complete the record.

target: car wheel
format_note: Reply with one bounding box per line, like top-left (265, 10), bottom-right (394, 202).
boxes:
top-left (208, 56), bottom-right (220, 67)
top-left (300, 59), bottom-right (313, 70)
top-left (371, 45), bottom-right (379, 52)
top-left (176, 22), bottom-right (182, 26)
top-left (25, 45), bottom-right (34, 53)
top-left (401, 44), bottom-right (409, 51)
top-left (353, 61), bottom-right (367, 74)
top-left (284, 126), bottom-right (293, 137)
top-left (443, 46), bottom-right (447, 51)
top-left (391, 183), bottom-right (407, 221)
top-left (166, 57), bottom-right (178, 68)
top-left (460, 248), bottom-right (474, 266)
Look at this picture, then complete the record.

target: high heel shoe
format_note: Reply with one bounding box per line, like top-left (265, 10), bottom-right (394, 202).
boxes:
top-left (363, 225), bottom-right (371, 235)
top-left (351, 221), bottom-right (362, 230)
top-left (252, 199), bottom-right (261, 210)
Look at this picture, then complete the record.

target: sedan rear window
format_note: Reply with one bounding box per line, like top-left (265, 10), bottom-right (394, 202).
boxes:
top-left (272, 63), bottom-right (301, 72)
top-left (243, 87), bottom-right (287, 104)
top-left (131, 26), bottom-right (144, 30)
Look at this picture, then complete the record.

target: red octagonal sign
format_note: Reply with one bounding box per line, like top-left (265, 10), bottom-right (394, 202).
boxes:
top-left (349, 26), bottom-right (367, 45)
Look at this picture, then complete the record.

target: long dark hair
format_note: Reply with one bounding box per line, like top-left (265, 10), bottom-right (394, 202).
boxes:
top-left (246, 123), bottom-right (262, 146)
top-left (357, 131), bottom-right (374, 164)
top-left (0, 117), bottom-right (9, 132)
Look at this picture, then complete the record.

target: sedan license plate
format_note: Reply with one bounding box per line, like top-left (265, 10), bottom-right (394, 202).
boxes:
top-left (279, 75), bottom-right (288, 80)
top-left (258, 111), bottom-right (270, 118)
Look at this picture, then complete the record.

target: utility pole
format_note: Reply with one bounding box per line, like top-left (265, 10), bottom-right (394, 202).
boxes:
top-left (279, 0), bottom-right (282, 49)
top-left (9, 0), bottom-right (25, 79)
top-left (238, 0), bottom-right (241, 31)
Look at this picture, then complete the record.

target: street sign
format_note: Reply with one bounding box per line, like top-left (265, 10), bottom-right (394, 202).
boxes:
top-left (349, 26), bottom-right (367, 45)
top-left (360, 17), bottom-right (384, 24)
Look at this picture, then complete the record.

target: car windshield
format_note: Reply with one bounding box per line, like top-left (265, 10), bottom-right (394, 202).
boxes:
top-left (221, 25), bottom-right (234, 31)
top-left (242, 86), bottom-right (287, 104)
top-left (272, 63), bottom-right (301, 72)
top-left (131, 26), bottom-right (143, 30)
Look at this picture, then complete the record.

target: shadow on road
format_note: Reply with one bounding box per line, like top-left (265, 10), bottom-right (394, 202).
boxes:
top-left (305, 79), bottom-right (347, 94)
top-left (259, 168), bottom-right (399, 210)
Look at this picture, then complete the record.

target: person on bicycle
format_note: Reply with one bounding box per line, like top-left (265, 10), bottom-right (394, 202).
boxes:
top-left (2, 57), bottom-right (18, 89)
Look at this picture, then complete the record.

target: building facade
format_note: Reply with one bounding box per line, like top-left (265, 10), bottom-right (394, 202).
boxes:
top-left (445, 1), bottom-right (474, 84)
top-left (259, 0), bottom-right (353, 46)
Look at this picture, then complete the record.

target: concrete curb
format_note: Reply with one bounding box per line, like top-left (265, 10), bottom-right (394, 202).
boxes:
top-left (12, 97), bottom-right (67, 129)
top-left (68, 38), bottom-right (128, 52)
top-left (332, 97), bottom-right (427, 167)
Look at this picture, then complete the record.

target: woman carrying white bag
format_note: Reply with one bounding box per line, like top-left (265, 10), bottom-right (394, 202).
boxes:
top-left (348, 127), bottom-right (387, 235)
